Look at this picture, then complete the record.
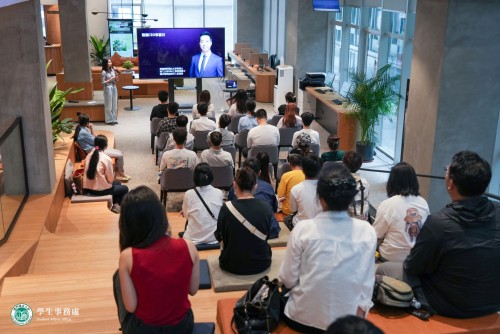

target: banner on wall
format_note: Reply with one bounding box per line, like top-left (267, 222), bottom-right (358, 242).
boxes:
top-left (108, 19), bottom-right (134, 57)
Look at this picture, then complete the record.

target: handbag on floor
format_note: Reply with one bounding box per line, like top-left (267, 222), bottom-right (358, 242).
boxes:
top-left (373, 275), bottom-right (413, 308)
top-left (232, 276), bottom-right (281, 334)
top-left (72, 168), bottom-right (85, 195)
top-left (282, 211), bottom-right (297, 231)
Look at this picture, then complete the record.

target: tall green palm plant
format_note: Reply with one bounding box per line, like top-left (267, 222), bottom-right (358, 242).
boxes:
top-left (89, 35), bottom-right (110, 66)
top-left (344, 64), bottom-right (401, 146)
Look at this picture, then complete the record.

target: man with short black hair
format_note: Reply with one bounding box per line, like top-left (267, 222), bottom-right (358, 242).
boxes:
top-left (156, 101), bottom-right (179, 136)
top-left (291, 112), bottom-right (320, 147)
top-left (190, 102), bottom-right (216, 134)
top-left (159, 127), bottom-right (199, 173)
top-left (403, 151), bottom-right (500, 318)
top-left (247, 109), bottom-right (280, 149)
top-left (200, 131), bottom-right (234, 167)
top-left (150, 90), bottom-right (169, 120)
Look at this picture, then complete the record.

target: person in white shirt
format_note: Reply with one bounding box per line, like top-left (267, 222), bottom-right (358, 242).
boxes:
top-left (289, 154), bottom-right (323, 226)
top-left (164, 115), bottom-right (194, 151)
top-left (291, 112), bottom-right (320, 147)
top-left (237, 99), bottom-right (258, 133)
top-left (182, 163), bottom-right (223, 245)
top-left (247, 109), bottom-right (280, 149)
top-left (200, 132), bottom-right (234, 168)
top-left (159, 128), bottom-right (199, 173)
top-left (227, 89), bottom-right (248, 117)
top-left (192, 90), bottom-right (215, 119)
top-left (279, 163), bottom-right (376, 333)
top-left (190, 103), bottom-right (216, 134)
top-left (208, 114), bottom-right (234, 147)
top-left (373, 162), bottom-right (430, 267)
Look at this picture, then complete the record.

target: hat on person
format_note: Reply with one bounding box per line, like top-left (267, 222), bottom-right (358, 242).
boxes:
top-left (296, 133), bottom-right (312, 148)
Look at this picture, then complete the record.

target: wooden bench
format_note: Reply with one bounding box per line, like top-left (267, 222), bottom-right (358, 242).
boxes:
top-left (217, 298), bottom-right (500, 334)
top-left (133, 78), bottom-right (169, 97)
top-left (60, 100), bottom-right (105, 122)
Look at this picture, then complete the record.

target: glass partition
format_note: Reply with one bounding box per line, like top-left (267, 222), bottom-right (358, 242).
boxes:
top-left (0, 117), bottom-right (29, 246)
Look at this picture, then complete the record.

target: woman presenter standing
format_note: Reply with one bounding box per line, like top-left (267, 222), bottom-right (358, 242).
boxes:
top-left (102, 57), bottom-right (119, 125)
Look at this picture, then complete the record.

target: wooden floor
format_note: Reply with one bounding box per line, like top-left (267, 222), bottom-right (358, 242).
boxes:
top-left (0, 200), bottom-right (242, 333)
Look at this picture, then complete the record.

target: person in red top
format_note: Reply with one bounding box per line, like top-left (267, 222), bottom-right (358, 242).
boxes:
top-left (113, 186), bottom-right (200, 333)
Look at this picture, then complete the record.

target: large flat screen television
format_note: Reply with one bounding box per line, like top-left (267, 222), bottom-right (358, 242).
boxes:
top-left (312, 0), bottom-right (340, 12)
top-left (137, 27), bottom-right (225, 79)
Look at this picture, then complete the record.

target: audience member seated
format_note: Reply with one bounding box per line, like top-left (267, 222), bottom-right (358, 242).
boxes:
top-left (227, 158), bottom-right (280, 239)
top-left (247, 109), bottom-right (280, 149)
top-left (277, 92), bottom-right (300, 116)
top-left (83, 134), bottom-right (129, 214)
top-left (156, 102), bottom-right (179, 137)
top-left (343, 151), bottom-right (370, 221)
top-left (291, 112), bottom-right (320, 147)
top-left (255, 151), bottom-right (273, 184)
top-left (200, 132), bottom-right (234, 168)
top-left (192, 90), bottom-right (215, 119)
top-left (159, 128), bottom-right (199, 174)
top-left (73, 113), bottom-right (131, 181)
top-left (279, 163), bottom-right (376, 333)
top-left (290, 154), bottom-right (323, 227)
top-left (289, 133), bottom-right (315, 157)
top-left (209, 114), bottom-right (234, 147)
top-left (325, 315), bottom-right (383, 334)
top-left (402, 151), bottom-right (500, 318)
top-left (113, 186), bottom-right (199, 333)
top-left (277, 103), bottom-right (302, 128)
top-left (321, 135), bottom-right (344, 162)
top-left (182, 163), bottom-right (223, 245)
top-left (227, 89), bottom-right (248, 117)
top-left (215, 167), bottom-right (273, 275)
top-left (373, 162), bottom-right (429, 269)
top-left (190, 103), bottom-right (216, 134)
top-left (150, 90), bottom-right (169, 120)
top-left (277, 154), bottom-right (305, 215)
top-left (237, 99), bottom-right (258, 133)
top-left (165, 115), bottom-right (194, 151)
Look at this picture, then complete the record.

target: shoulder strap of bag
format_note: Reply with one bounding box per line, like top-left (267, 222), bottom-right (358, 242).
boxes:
top-left (194, 188), bottom-right (216, 220)
top-left (225, 201), bottom-right (267, 241)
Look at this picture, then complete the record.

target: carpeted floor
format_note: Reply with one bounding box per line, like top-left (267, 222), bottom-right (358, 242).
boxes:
top-left (62, 76), bottom-right (392, 212)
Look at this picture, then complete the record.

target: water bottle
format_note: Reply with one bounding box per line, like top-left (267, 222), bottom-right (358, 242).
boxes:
top-left (410, 297), bottom-right (421, 309)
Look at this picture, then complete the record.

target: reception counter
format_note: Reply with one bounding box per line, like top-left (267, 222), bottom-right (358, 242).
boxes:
top-left (305, 86), bottom-right (359, 152)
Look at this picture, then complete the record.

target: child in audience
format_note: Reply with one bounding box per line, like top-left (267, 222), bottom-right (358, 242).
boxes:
top-left (83, 134), bottom-right (129, 213)
top-left (321, 134), bottom-right (344, 162)
top-left (279, 163), bottom-right (376, 333)
top-left (182, 163), bottom-right (224, 245)
top-left (114, 186), bottom-right (199, 333)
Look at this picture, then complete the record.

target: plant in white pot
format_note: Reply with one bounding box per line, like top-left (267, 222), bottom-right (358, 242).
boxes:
top-left (344, 64), bottom-right (401, 161)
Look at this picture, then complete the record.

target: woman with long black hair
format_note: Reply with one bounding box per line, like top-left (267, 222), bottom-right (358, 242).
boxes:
top-left (83, 134), bottom-right (129, 213)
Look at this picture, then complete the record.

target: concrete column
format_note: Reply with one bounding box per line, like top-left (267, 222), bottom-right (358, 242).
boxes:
top-left (285, 0), bottom-right (328, 89)
top-left (0, 0), bottom-right (55, 194)
top-left (236, 0), bottom-right (264, 49)
top-left (404, 0), bottom-right (500, 211)
top-left (59, 0), bottom-right (91, 82)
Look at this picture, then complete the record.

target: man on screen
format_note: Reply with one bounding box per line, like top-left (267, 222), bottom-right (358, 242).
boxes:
top-left (189, 31), bottom-right (224, 78)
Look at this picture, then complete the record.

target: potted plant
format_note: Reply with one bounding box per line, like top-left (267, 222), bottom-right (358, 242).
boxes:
top-left (89, 35), bottom-right (110, 66)
top-left (121, 60), bottom-right (134, 72)
top-left (344, 64), bottom-right (401, 161)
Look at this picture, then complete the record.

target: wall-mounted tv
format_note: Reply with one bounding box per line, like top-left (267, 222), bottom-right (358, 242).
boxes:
top-left (137, 27), bottom-right (225, 79)
top-left (312, 0), bottom-right (340, 12)
top-left (108, 19), bottom-right (134, 57)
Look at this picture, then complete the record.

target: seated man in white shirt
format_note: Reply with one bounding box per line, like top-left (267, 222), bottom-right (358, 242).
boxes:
top-left (164, 115), bottom-right (194, 151)
top-left (159, 127), bottom-right (199, 174)
top-left (247, 109), bottom-right (280, 149)
top-left (190, 102), bottom-right (216, 134)
top-left (291, 112), bottom-right (320, 147)
top-left (289, 154), bottom-right (323, 227)
top-left (200, 131), bottom-right (234, 168)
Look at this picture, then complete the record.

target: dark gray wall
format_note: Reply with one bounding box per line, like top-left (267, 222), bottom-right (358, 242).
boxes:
top-left (404, 0), bottom-right (500, 211)
top-left (59, 0), bottom-right (91, 82)
top-left (0, 0), bottom-right (55, 193)
top-left (285, 0), bottom-right (328, 89)
top-left (236, 0), bottom-right (264, 49)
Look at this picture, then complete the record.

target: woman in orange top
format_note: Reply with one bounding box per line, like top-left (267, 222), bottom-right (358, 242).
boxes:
top-left (83, 134), bottom-right (129, 213)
